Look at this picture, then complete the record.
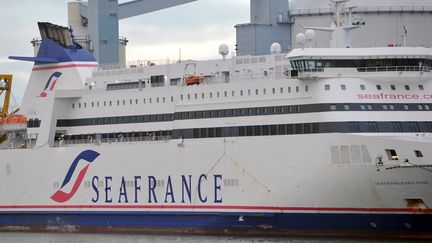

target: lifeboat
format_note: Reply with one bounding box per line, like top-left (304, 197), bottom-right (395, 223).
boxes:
top-left (1, 115), bottom-right (27, 131)
top-left (185, 75), bottom-right (204, 86)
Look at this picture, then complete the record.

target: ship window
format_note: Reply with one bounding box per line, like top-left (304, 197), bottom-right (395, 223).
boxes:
top-left (187, 94), bottom-right (190, 100)
top-left (163, 97), bottom-right (166, 103)
top-left (72, 104), bottom-right (75, 109)
top-left (386, 149), bottom-right (399, 161)
top-left (296, 86), bottom-right (299, 92)
top-left (209, 93), bottom-right (213, 98)
top-left (129, 99), bottom-right (132, 105)
top-left (330, 104), bottom-right (337, 111)
top-left (117, 100), bottom-right (120, 106)
top-left (341, 84), bottom-right (346, 91)
top-left (351, 145), bottom-right (361, 163)
top-left (405, 85), bottom-right (410, 91)
top-left (149, 98), bottom-right (152, 103)
top-left (272, 88), bottom-right (275, 94)
top-left (255, 89), bottom-right (259, 95)
top-left (361, 145), bottom-right (372, 163)
top-left (91, 102), bottom-right (94, 108)
top-left (263, 89), bottom-right (266, 95)
top-left (202, 93), bottom-right (205, 99)
top-left (367, 104), bottom-right (373, 110)
top-left (97, 102), bottom-right (100, 107)
top-left (104, 101), bottom-right (106, 107)
top-left (324, 85), bottom-right (330, 91)
top-left (232, 90), bottom-right (235, 96)
top-left (418, 85), bottom-right (424, 91)
top-left (280, 87), bottom-right (283, 93)
top-left (305, 86), bottom-right (309, 92)
top-left (425, 105), bottom-right (430, 110)
top-left (390, 85), bottom-right (396, 91)
top-left (389, 104), bottom-right (395, 110)
top-left (382, 105), bottom-right (388, 110)
top-left (340, 146), bottom-right (350, 164)
top-left (331, 146), bottom-right (340, 164)
top-left (418, 105), bottom-right (423, 110)
top-left (344, 104), bottom-right (350, 110)
top-left (288, 87), bottom-right (291, 93)
top-left (84, 103), bottom-right (87, 108)
top-left (171, 96), bottom-right (174, 102)
top-left (403, 104), bottom-right (409, 110)
top-left (194, 94), bottom-right (197, 99)
top-left (360, 84), bottom-right (365, 90)
top-left (180, 95), bottom-right (183, 100)
top-left (217, 92), bottom-right (220, 98)
top-left (122, 100), bottom-right (125, 105)
top-left (224, 91), bottom-right (227, 97)
top-left (414, 150), bottom-right (423, 158)
top-left (248, 89), bottom-right (251, 96)
top-left (360, 105), bottom-right (366, 110)
top-left (376, 85), bottom-right (382, 90)
top-left (109, 101), bottom-right (112, 106)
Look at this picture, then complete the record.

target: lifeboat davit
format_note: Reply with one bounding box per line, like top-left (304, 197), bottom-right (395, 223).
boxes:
top-left (185, 75), bottom-right (204, 85)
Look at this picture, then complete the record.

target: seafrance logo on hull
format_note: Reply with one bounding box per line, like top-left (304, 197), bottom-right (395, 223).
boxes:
top-left (51, 150), bottom-right (100, 203)
top-left (51, 150), bottom-right (224, 204)
top-left (40, 72), bottom-right (62, 97)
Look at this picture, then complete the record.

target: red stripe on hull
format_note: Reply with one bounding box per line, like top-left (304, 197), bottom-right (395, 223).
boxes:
top-left (32, 64), bottom-right (99, 71)
top-left (0, 204), bottom-right (430, 213)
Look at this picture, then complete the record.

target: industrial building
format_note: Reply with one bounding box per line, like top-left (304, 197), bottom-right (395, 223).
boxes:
top-left (289, 0), bottom-right (432, 49)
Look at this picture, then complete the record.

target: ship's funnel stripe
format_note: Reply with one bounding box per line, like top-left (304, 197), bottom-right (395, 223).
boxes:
top-left (33, 63), bottom-right (99, 71)
top-left (50, 150), bottom-right (100, 203)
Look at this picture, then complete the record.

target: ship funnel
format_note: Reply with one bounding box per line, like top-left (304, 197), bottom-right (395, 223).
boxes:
top-left (37, 22), bottom-right (75, 48)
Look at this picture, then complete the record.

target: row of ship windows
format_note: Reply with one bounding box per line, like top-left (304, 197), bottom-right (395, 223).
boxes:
top-left (72, 86), bottom-right (310, 109)
top-left (61, 121), bottom-right (432, 142)
top-left (326, 84), bottom-right (425, 91)
top-left (58, 103), bottom-right (432, 127)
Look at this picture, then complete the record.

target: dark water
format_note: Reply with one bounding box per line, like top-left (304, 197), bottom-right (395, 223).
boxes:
top-left (0, 233), bottom-right (427, 243)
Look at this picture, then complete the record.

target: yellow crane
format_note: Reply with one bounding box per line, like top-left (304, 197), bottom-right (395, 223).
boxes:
top-left (0, 75), bottom-right (13, 143)
top-left (0, 74), bottom-right (13, 119)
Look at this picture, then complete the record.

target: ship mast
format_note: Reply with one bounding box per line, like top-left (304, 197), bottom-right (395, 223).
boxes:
top-left (300, 0), bottom-right (363, 48)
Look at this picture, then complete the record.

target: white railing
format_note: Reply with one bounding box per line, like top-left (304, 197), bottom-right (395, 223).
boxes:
top-left (357, 66), bottom-right (432, 73)
top-left (53, 135), bottom-right (172, 147)
top-left (289, 6), bottom-right (432, 16)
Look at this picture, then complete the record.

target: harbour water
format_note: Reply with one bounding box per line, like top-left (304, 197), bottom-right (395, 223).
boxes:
top-left (0, 233), bottom-right (428, 243)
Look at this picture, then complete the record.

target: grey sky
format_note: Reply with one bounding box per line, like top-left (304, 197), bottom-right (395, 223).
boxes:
top-left (0, 0), bottom-right (249, 105)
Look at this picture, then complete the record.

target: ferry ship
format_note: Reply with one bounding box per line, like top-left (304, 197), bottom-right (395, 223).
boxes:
top-left (0, 0), bottom-right (431, 238)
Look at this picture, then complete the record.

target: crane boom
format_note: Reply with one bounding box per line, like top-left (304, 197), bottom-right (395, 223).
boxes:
top-left (0, 75), bottom-right (13, 119)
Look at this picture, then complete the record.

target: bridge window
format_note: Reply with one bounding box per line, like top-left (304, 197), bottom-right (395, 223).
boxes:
top-left (405, 85), bottom-right (410, 91)
top-left (324, 85), bottom-right (330, 91)
top-left (341, 84), bottom-right (346, 91)
top-left (376, 85), bottom-right (382, 90)
top-left (390, 85), bottom-right (396, 91)
top-left (419, 85), bottom-right (424, 91)
top-left (360, 84), bottom-right (365, 90)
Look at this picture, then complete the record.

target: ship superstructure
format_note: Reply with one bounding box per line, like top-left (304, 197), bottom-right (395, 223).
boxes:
top-left (0, 1), bottom-right (431, 238)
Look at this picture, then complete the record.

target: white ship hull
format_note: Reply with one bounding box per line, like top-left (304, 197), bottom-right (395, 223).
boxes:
top-left (1, 133), bottom-right (431, 236)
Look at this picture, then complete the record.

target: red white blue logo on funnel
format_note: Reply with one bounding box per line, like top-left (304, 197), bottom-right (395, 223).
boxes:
top-left (51, 150), bottom-right (100, 203)
top-left (40, 72), bottom-right (62, 97)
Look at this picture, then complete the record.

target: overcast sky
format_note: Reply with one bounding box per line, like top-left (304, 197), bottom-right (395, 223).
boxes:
top-left (0, 0), bottom-right (250, 105)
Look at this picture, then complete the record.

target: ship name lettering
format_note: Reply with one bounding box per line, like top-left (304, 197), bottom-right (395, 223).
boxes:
top-left (91, 174), bottom-right (223, 204)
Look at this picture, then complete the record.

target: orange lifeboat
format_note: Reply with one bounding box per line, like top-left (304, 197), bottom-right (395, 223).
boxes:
top-left (2, 115), bottom-right (27, 131)
top-left (185, 75), bottom-right (204, 86)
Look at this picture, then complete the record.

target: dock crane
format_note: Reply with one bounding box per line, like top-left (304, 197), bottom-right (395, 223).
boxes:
top-left (0, 74), bottom-right (13, 120)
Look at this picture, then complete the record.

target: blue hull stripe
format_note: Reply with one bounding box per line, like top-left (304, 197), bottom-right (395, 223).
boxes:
top-left (0, 211), bottom-right (431, 233)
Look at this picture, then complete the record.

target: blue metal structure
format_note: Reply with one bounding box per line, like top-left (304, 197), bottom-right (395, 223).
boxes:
top-left (235, 0), bottom-right (291, 56)
top-left (77, 0), bottom-right (197, 65)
